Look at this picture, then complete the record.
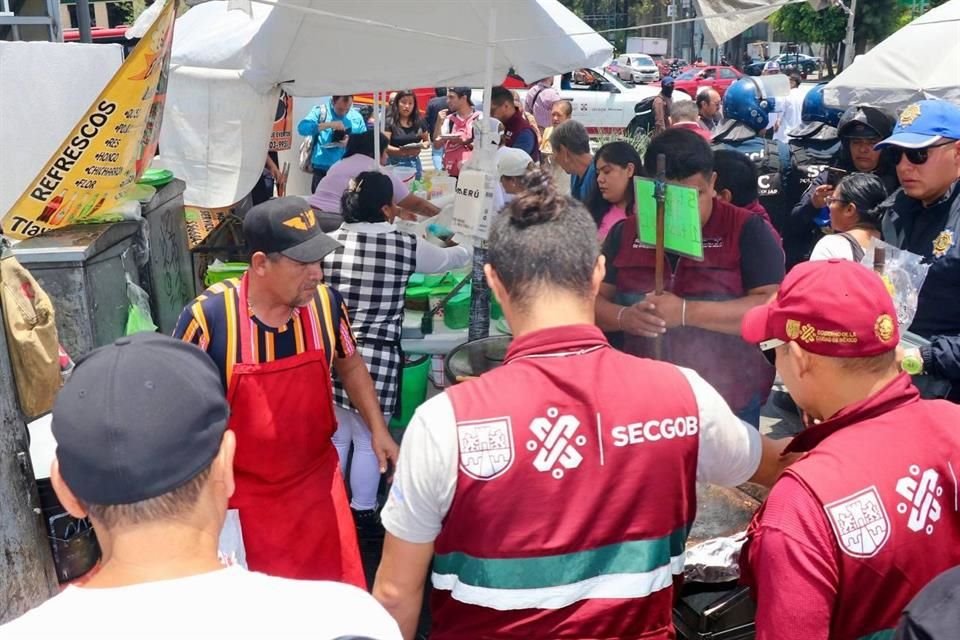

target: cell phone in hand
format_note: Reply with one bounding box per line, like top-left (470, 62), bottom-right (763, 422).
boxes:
top-left (826, 167), bottom-right (848, 187)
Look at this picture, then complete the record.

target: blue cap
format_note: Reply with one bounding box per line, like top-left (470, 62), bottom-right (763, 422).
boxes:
top-left (875, 100), bottom-right (960, 150)
top-left (661, 76), bottom-right (674, 88)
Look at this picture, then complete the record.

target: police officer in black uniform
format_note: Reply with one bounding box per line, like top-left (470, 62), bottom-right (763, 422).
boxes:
top-left (780, 83), bottom-right (843, 269)
top-left (712, 77), bottom-right (792, 237)
top-left (787, 104), bottom-right (899, 269)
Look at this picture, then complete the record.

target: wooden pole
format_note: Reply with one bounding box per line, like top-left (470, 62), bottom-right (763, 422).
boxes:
top-left (0, 292), bottom-right (58, 621)
top-left (653, 153), bottom-right (667, 360)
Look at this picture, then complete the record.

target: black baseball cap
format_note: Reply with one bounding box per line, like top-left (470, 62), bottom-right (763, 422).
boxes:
top-left (52, 333), bottom-right (229, 505)
top-left (243, 196), bottom-right (342, 263)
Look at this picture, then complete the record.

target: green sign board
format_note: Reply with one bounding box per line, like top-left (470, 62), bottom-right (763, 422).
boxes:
top-left (634, 177), bottom-right (704, 261)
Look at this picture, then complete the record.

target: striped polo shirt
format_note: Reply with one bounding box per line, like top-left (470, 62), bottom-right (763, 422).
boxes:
top-left (173, 278), bottom-right (356, 389)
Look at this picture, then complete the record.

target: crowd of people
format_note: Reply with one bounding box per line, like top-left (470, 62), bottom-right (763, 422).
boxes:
top-left (5, 71), bottom-right (960, 640)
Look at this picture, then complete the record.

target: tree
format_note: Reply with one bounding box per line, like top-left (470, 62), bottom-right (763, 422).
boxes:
top-left (770, 0), bottom-right (906, 76)
top-left (768, 3), bottom-right (846, 75)
top-left (853, 0), bottom-right (901, 55)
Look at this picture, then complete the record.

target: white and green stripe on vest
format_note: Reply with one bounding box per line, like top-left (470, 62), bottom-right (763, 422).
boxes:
top-left (432, 526), bottom-right (688, 611)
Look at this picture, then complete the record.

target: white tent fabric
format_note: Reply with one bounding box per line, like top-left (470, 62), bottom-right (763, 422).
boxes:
top-left (695, 0), bottom-right (828, 48)
top-left (155, 0), bottom-right (612, 207)
top-left (824, 0), bottom-right (960, 110)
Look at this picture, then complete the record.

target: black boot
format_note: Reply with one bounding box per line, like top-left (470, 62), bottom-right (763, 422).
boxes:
top-left (352, 507), bottom-right (385, 541)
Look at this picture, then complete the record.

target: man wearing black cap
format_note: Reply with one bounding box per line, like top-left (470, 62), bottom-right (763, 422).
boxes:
top-left (653, 76), bottom-right (674, 135)
top-left (0, 334), bottom-right (401, 638)
top-left (173, 196), bottom-right (397, 586)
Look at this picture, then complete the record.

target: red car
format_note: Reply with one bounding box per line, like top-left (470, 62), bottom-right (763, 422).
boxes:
top-left (666, 65), bottom-right (742, 99)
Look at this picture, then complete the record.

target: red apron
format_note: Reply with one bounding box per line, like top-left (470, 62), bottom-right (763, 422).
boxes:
top-left (225, 275), bottom-right (364, 586)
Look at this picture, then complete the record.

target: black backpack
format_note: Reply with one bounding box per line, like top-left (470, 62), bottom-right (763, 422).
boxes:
top-left (628, 96), bottom-right (658, 135)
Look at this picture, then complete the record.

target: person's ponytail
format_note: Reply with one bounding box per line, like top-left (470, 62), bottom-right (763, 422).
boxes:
top-left (340, 171), bottom-right (393, 224)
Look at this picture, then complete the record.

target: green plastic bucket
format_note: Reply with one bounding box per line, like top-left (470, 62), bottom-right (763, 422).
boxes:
top-left (204, 262), bottom-right (248, 287)
top-left (391, 353), bottom-right (431, 429)
top-left (444, 289), bottom-right (472, 330)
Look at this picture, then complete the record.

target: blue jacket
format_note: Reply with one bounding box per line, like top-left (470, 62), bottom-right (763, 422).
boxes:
top-left (712, 134), bottom-right (791, 234)
top-left (882, 181), bottom-right (960, 401)
top-left (297, 101), bottom-right (367, 170)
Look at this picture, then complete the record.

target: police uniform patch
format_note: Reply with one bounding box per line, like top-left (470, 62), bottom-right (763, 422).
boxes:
top-left (899, 103), bottom-right (922, 127)
top-left (932, 229), bottom-right (954, 258)
top-left (874, 314), bottom-right (895, 343)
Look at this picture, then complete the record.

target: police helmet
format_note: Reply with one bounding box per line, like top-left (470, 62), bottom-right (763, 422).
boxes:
top-left (722, 77), bottom-right (775, 131)
top-left (837, 105), bottom-right (896, 141)
top-left (802, 83), bottom-right (843, 127)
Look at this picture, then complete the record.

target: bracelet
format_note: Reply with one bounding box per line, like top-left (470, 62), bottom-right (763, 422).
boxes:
top-left (681, 299), bottom-right (687, 327)
top-left (617, 306), bottom-right (627, 330)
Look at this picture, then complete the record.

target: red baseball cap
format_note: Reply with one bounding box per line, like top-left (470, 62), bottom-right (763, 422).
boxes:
top-left (741, 259), bottom-right (899, 358)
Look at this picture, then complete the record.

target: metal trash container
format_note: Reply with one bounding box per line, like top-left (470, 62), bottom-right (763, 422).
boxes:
top-left (11, 221), bottom-right (142, 358)
top-left (674, 582), bottom-right (756, 640)
top-left (674, 484), bottom-right (762, 639)
top-left (138, 178), bottom-right (195, 334)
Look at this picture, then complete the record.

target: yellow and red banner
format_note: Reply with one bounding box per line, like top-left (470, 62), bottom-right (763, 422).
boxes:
top-left (2, 0), bottom-right (177, 239)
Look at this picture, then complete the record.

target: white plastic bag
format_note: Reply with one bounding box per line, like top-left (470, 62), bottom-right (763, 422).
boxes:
top-left (861, 239), bottom-right (931, 330)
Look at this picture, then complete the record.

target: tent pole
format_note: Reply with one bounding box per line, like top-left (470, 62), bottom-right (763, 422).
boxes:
top-left (373, 91), bottom-right (382, 172)
top-left (467, 6), bottom-right (497, 342)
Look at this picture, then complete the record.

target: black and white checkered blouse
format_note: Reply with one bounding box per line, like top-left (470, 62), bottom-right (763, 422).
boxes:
top-left (324, 224), bottom-right (418, 416)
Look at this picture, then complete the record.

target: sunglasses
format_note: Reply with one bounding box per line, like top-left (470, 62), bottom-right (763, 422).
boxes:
top-left (759, 338), bottom-right (785, 366)
top-left (890, 141), bottom-right (954, 166)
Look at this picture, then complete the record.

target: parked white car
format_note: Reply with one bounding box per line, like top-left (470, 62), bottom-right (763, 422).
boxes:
top-left (480, 68), bottom-right (689, 135)
top-left (611, 53), bottom-right (660, 84)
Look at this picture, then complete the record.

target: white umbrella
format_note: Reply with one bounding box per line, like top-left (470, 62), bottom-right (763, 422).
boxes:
top-left (158, 0), bottom-right (611, 207)
top-left (156, 0), bottom-right (611, 338)
top-left (824, 0), bottom-right (960, 110)
top-left (174, 0), bottom-right (611, 97)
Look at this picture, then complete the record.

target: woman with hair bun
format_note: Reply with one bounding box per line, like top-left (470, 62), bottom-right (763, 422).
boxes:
top-left (321, 171), bottom-right (470, 537)
top-left (810, 172), bottom-right (888, 262)
top-left (373, 168), bottom-right (788, 640)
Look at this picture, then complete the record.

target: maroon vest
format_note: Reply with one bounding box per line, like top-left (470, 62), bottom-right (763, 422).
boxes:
top-left (612, 199), bottom-right (776, 413)
top-left (747, 375), bottom-right (960, 639)
top-left (433, 325), bottom-right (699, 639)
top-left (503, 109), bottom-right (541, 162)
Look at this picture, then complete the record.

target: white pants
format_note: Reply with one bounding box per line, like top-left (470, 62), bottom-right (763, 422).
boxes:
top-left (332, 406), bottom-right (388, 511)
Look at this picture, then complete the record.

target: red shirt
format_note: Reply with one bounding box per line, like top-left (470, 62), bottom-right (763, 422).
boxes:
top-left (671, 121), bottom-right (713, 141)
top-left (745, 475), bottom-right (838, 640)
top-left (744, 375), bottom-right (960, 640)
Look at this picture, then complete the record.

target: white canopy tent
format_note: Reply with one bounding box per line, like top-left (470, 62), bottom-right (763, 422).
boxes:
top-left (153, 0), bottom-right (612, 207)
top-left (824, 0), bottom-right (960, 110)
top-left (694, 0), bottom-right (827, 47)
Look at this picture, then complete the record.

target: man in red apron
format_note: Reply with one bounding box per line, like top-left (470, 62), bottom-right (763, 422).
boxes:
top-left (174, 197), bottom-right (398, 586)
top-left (740, 259), bottom-right (960, 639)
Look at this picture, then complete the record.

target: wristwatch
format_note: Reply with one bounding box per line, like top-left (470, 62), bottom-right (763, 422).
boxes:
top-left (901, 348), bottom-right (924, 376)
